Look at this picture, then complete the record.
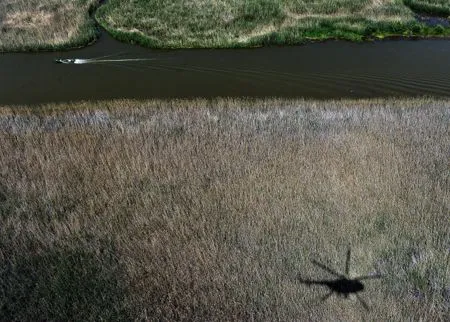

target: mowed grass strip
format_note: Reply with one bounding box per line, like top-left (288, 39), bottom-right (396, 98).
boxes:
top-left (0, 98), bottom-right (449, 320)
top-left (0, 0), bottom-right (99, 52)
top-left (95, 0), bottom-right (450, 48)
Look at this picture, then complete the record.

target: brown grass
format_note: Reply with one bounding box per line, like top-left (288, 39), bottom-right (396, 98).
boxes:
top-left (0, 0), bottom-right (98, 52)
top-left (0, 98), bottom-right (449, 320)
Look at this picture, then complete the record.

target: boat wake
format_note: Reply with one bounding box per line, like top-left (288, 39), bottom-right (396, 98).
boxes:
top-left (55, 58), bottom-right (159, 64)
top-left (54, 52), bottom-right (160, 65)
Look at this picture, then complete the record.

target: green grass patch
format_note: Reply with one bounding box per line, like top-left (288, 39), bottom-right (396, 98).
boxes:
top-left (95, 0), bottom-right (450, 48)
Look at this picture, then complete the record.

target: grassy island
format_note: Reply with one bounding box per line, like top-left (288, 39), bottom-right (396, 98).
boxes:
top-left (1, 98), bottom-right (449, 320)
top-left (95, 0), bottom-right (450, 48)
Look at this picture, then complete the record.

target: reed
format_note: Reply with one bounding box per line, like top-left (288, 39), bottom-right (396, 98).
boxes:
top-left (1, 98), bottom-right (449, 320)
top-left (0, 0), bottom-right (98, 52)
top-left (95, 0), bottom-right (450, 48)
top-left (1, 0), bottom-right (449, 51)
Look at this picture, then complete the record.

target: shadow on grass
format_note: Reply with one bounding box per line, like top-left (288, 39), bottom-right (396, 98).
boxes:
top-left (298, 248), bottom-right (383, 311)
top-left (0, 242), bottom-right (129, 320)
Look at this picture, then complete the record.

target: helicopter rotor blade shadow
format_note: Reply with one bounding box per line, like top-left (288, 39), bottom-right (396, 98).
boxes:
top-left (353, 274), bottom-right (383, 280)
top-left (345, 248), bottom-right (351, 277)
top-left (297, 274), bottom-right (327, 286)
top-left (306, 290), bottom-right (334, 309)
top-left (355, 293), bottom-right (370, 311)
top-left (320, 291), bottom-right (333, 303)
top-left (311, 259), bottom-right (345, 278)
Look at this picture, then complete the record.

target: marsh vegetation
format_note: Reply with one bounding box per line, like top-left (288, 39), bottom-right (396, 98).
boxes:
top-left (405, 0), bottom-right (450, 16)
top-left (0, 0), bottom-right (98, 52)
top-left (1, 0), bottom-right (450, 51)
top-left (1, 98), bottom-right (448, 320)
top-left (1, 2), bottom-right (449, 321)
top-left (96, 0), bottom-right (450, 48)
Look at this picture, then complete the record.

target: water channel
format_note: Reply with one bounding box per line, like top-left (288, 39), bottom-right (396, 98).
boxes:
top-left (1, 29), bottom-right (450, 105)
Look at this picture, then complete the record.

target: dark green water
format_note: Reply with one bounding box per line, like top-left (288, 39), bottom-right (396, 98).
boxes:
top-left (1, 31), bottom-right (450, 105)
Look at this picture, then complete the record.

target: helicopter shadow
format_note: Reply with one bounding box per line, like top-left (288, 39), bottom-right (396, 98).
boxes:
top-left (298, 248), bottom-right (383, 311)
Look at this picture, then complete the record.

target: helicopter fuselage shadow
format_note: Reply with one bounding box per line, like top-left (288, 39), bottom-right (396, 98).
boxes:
top-left (299, 277), bottom-right (364, 298)
top-left (298, 248), bottom-right (382, 310)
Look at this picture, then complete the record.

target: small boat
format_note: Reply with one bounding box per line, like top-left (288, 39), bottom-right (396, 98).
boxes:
top-left (54, 58), bottom-right (88, 64)
top-left (55, 58), bottom-right (76, 64)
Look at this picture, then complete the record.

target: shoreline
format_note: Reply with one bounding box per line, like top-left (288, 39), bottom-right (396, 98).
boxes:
top-left (2, 27), bottom-right (450, 54)
top-left (2, 96), bottom-right (449, 113)
top-left (97, 23), bottom-right (450, 51)
top-left (1, 2), bottom-right (449, 53)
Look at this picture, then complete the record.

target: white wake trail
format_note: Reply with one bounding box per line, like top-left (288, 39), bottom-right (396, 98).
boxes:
top-left (55, 56), bottom-right (162, 65)
top-left (87, 58), bottom-right (160, 64)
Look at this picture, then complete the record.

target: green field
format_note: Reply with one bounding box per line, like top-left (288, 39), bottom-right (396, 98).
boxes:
top-left (0, 0), bottom-right (98, 52)
top-left (95, 0), bottom-right (450, 48)
top-left (1, 98), bottom-right (448, 320)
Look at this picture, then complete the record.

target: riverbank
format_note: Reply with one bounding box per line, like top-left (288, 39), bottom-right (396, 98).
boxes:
top-left (1, 98), bottom-right (449, 320)
top-left (96, 0), bottom-right (450, 48)
top-left (1, 1), bottom-right (450, 52)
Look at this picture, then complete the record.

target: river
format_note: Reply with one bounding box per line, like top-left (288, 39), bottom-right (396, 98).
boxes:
top-left (1, 30), bottom-right (450, 105)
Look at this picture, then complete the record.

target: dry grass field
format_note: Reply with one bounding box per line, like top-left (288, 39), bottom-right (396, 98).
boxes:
top-left (0, 0), bottom-right (98, 52)
top-left (0, 98), bottom-right (449, 320)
